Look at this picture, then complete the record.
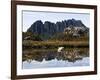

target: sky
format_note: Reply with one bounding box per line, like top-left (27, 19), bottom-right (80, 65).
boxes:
top-left (22, 11), bottom-right (90, 32)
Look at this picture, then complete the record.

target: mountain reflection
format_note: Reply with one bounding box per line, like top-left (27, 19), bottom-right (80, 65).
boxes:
top-left (22, 48), bottom-right (89, 63)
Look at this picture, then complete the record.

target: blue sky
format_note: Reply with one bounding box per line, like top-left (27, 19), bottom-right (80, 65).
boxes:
top-left (22, 11), bottom-right (90, 32)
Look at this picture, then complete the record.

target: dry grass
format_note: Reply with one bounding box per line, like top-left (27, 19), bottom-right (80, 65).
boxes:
top-left (23, 40), bottom-right (89, 49)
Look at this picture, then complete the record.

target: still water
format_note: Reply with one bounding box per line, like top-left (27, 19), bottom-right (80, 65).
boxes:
top-left (22, 48), bottom-right (89, 69)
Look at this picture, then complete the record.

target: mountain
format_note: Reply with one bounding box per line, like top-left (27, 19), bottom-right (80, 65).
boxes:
top-left (27, 19), bottom-right (89, 39)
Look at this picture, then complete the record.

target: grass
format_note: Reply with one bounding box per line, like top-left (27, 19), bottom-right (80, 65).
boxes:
top-left (23, 40), bottom-right (89, 49)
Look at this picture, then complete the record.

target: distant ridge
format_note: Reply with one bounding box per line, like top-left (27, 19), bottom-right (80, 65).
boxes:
top-left (27, 19), bottom-right (89, 37)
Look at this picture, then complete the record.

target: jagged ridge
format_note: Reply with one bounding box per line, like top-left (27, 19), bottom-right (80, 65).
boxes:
top-left (27, 19), bottom-right (87, 34)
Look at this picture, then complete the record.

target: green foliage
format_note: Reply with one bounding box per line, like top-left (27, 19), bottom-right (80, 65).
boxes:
top-left (50, 32), bottom-right (89, 41)
top-left (23, 32), bottom-right (42, 41)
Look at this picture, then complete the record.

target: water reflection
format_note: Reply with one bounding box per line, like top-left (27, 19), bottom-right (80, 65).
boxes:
top-left (23, 48), bottom-right (89, 63)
